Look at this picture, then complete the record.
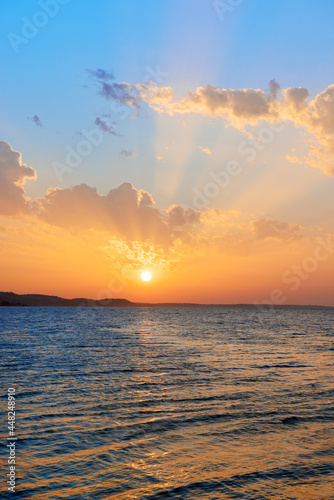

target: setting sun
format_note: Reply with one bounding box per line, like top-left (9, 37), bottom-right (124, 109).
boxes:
top-left (141, 271), bottom-right (152, 282)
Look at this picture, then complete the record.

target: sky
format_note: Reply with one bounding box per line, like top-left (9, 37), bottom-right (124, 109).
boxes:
top-left (1, 0), bottom-right (334, 305)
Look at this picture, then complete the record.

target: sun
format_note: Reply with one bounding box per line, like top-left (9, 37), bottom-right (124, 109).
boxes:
top-left (141, 271), bottom-right (152, 282)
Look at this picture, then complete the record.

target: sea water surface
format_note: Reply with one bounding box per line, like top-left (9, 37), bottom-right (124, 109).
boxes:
top-left (0, 307), bottom-right (334, 499)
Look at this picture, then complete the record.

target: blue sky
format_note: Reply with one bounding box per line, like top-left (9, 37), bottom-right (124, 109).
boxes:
top-left (1, 0), bottom-right (334, 212)
top-left (1, 0), bottom-right (334, 303)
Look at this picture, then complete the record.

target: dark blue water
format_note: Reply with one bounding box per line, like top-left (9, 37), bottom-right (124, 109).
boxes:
top-left (1, 307), bottom-right (334, 499)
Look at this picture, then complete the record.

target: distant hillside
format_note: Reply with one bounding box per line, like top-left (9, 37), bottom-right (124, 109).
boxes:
top-left (0, 292), bottom-right (133, 308)
top-left (0, 292), bottom-right (333, 309)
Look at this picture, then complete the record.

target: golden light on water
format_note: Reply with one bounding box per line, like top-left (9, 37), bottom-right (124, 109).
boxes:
top-left (141, 271), bottom-right (152, 282)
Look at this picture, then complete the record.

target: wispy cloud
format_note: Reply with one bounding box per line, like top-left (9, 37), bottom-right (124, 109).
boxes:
top-left (120, 149), bottom-right (136, 158)
top-left (87, 68), bottom-right (141, 110)
top-left (250, 218), bottom-right (303, 241)
top-left (268, 79), bottom-right (280, 99)
top-left (285, 154), bottom-right (302, 164)
top-left (86, 68), bottom-right (114, 81)
top-left (29, 115), bottom-right (42, 127)
top-left (98, 82), bottom-right (140, 108)
top-left (94, 117), bottom-right (117, 135)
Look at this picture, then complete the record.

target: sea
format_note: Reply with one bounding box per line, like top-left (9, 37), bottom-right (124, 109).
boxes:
top-left (0, 306), bottom-right (334, 499)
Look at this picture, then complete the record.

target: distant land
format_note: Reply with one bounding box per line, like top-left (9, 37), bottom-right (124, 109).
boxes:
top-left (0, 292), bottom-right (333, 309)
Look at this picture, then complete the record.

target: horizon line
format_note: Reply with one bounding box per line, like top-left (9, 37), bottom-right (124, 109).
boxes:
top-left (1, 291), bottom-right (334, 309)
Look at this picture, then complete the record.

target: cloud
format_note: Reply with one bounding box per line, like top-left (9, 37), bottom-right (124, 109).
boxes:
top-left (285, 154), bottom-right (302, 164)
top-left (136, 83), bottom-right (173, 109)
top-left (39, 182), bottom-right (174, 246)
top-left (137, 83), bottom-right (275, 125)
top-left (0, 142), bottom-right (36, 215)
top-left (90, 76), bottom-right (334, 174)
top-left (0, 225), bottom-right (7, 242)
top-left (120, 149), bottom-right (136, 158)
top-left (282, 86), bottom-right (310, 112)
top-left (0, 142), bottom-right (201, 248)
top-left (131, 82), bottom-right (334, 175)
top-left (36, 181), bottom-right (206, 249)
top-left (277, 85), bottom-right (334, 174)
top-left (87, 68), bottom-right (140, 109)
top-left (0, 141), bottom-right (313, 260)
top-left (87, 68), bottom-right (114, 81)
top-left (29, 115), bottom-right (42, 127)
top-left (94, 117), bottom-right (117, 135)
top-left (268, 79), bottom-right (281, 99)
top-left (166, 205), bottom-right (201, 227)
top-left (250, 218), bottom-right (302, 241)
top-left (199, 146), bottom-right (212, 155)
top-left (98, 82), bottom-right (141, 109)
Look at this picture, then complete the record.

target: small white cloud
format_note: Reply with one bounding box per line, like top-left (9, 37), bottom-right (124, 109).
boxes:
top-left (285, 154), bottom-right (302, 164)
top-left (199, 146), bottom-right (212, 155)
